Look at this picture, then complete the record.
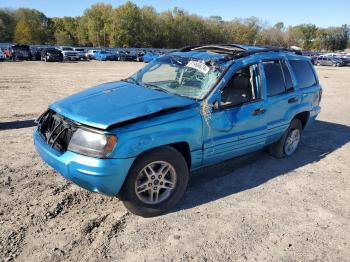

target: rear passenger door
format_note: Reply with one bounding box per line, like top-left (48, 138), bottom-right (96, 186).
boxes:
top-left (262, 59), bottom-right (300, 144)
top-left (288, 59), bottom-right (320, 114)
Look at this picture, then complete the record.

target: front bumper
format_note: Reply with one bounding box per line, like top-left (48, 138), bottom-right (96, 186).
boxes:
top-left (34, 130), bottom-right (135, 196)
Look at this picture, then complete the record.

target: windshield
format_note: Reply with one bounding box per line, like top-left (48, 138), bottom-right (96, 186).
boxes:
top-left (130, 55), bottom-right (224, 99)
top-left (62, 47), bottom-right (73, 51)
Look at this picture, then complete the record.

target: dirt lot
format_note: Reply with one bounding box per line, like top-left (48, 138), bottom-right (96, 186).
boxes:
top-left (0, 61), bottom-right (349, 262)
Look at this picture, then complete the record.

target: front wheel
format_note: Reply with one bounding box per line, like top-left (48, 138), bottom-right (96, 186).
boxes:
top-left (119, 146), bottom-right (189, 217)
top-left (268, 119), bottom-right (302, 158)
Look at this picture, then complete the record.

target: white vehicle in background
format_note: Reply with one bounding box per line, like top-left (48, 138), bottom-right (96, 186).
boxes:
top-left (0, 49), bottom-right (5, 61)
top-left (74, 47), bottom-right (87, 60)
top-left (59, 46), bottom-right (80, 61)
top-left (86, 49), bottom-right (98, 60)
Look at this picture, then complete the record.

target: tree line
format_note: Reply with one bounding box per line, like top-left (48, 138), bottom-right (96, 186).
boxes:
top-left (0, 1), bottom-right (349, 51)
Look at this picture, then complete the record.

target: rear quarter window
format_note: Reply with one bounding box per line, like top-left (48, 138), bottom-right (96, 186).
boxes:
top-left (289, 60), bottom-right (317, 88)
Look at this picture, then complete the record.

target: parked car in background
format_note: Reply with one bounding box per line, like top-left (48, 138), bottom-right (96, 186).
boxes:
top-left (3, 48), bottom-right (12, 59)
top-left (95, 51), bottom-right (117, 61)
top-left (74, 48), bottom-right (87, 60)
top-left (135, 51), bottom-right (145, 62)
top-left (34, 44), bottom-right (322, 217)
top-left (41, 48), bottom-right (63, 62)
top-left (11, 45), bottom-right (32, 61)
top-left (0, 49), bottom-right (5, 61)
top-left (86, 49), bottom-right (98, 60)
top-left (59, 46), bottom-right (80, 61)
top-left (143, 51), bottom-right (163, 63)
top-left (338, 56), bottom-right (350, 66)
top-left (316, 56), bottom-right (346, 67)
top-left (115, 50), bottom-right (135, 61)
top-left (30, 46), bottom-right (43, 61)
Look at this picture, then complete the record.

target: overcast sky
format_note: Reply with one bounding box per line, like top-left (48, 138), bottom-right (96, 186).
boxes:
top-left (0, 0), bottom-right (349, 27)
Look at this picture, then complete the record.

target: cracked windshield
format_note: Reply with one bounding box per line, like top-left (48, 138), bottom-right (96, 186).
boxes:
top-left (131, 55), bottom-right (223, 99)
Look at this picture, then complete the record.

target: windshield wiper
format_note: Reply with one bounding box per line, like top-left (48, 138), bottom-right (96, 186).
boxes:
top-left (142, 83), bottom-right (170, 94)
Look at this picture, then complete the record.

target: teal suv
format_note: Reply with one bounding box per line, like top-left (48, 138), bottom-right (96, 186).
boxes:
top-left (34, 44), bottom-right (322, 217)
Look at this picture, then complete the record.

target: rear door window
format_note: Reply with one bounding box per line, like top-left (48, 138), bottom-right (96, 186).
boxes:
top-left (289, 60), bottom-right (317, 88)
top-left (281, 60), bottom-right (293, 91)
top-left (263, 61), bottom-right (287, 96)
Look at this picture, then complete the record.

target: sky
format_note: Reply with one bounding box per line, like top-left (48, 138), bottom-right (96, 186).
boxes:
top-left (0, 0), bottom-right (349, 28)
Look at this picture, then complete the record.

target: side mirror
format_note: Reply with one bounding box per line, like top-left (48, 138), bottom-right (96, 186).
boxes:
top-left (213, 100), bottom-right (221, 111)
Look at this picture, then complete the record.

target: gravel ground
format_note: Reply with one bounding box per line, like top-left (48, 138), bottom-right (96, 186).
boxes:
top-left (0, 61), bottom-right (349, 262)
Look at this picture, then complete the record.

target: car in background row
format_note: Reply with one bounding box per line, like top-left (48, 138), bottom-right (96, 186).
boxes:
top-left (86, 49), bottom-right (98, 60)
top-left (95, 51), bottom-right (116, 61)
top-left (59, 47), bottom-right (80, 61)
top-left (115, 50), bottom-right (136, 61)
top-left (143, 51), bottom-right (166, 63)
top-left (0, 49), bottom-right (5, 61)
top-left (30, 47), bottom-right (43, 61)
top-left (316, 56), bottom-right (346, 67)
top-left (339, 56), bottom-right (350, 65)
top-left (11, 45), bottom-right (32, 61)
top-left (135, 51), bottom-right (145, 62)
top-left (74, 48), bottom-right (87, 60)
top-left (41, 48), bottom-right (63, 62)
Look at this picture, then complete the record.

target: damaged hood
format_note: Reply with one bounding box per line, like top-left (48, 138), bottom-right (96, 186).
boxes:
top-left (50, 81), bottom-right (196, 130)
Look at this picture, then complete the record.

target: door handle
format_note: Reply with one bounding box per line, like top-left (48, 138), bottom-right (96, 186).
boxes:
top-left (288, 97), bottom-right (299, 103)
top-left (251, 108), bottom-right (266, 116)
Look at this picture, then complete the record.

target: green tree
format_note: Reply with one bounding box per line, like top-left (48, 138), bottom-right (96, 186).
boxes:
top-left (84, 3), bottom-right (113, 47)
top-left (0, 8), bottom-right (16, 42)
top-left (51, 17), bottom-right (78, 45)
top-left (259, 22), bottom-right (288, 47)
top-left (288, 24), bottom-right (317, 50)
top-left (75, 16), bottom-right (90, 46)
top-left (110, 2), bottom-right (142, 47)
top-left (14, 8), bottom-right (49, 44)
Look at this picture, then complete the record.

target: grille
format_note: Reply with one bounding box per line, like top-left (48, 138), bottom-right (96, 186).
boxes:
top-left (37, 110), bottom-right (77, 153)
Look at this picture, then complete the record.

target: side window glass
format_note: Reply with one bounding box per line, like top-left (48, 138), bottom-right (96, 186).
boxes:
top-left (263, 61), bottom-right (286, 96)
top-left (221, 64), bottom-right (260, 107)
top-left (281, 60), bottom-right (293, 91)
top-left (289, 60), bottom-right (317, 88)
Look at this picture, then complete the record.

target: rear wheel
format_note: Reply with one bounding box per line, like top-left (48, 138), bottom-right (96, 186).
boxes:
top-left (268, 119), bottom-right (302, 158)
top-left (119, 146), bottom-right (189, 217)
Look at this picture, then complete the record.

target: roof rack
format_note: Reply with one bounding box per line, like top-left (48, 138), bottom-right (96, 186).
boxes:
top-left (179, 44), bottom-right (246, 55)
top-left (179, 44), bottom-right (302, 58)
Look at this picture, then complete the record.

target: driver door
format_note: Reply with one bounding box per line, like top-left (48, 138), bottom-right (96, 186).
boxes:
top-left (203, 64), bottom-right (267, 166)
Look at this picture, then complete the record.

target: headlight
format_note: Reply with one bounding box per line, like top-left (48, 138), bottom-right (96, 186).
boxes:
top-left (68, 128), bottom-right (117, 158)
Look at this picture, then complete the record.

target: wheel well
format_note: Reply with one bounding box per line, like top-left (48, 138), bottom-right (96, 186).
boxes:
top-left (170, 142), bottom-right (191, 169)
top-left (294, 112), bottom-right (310, 129)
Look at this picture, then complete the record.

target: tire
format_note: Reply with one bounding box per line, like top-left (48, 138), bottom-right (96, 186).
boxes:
top-left (268, 118), bottom-right (302, 158)
top-left (119, 146), bottom-right (189, 217)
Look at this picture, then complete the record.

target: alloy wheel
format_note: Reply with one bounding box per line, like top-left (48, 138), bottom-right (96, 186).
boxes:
top-left (135, 161), bottom-right (177, 205)
top-left (284, 129), bottom-right (301, 156)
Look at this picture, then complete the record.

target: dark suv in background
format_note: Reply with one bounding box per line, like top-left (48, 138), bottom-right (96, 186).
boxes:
top-left (11, 45), bottom-right (32, 61)
top-left (41, 48), bottom-right (63, 62)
